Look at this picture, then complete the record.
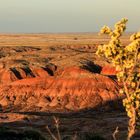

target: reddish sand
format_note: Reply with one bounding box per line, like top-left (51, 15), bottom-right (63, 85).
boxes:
top-left (0, 34), bottom-right (132, 139)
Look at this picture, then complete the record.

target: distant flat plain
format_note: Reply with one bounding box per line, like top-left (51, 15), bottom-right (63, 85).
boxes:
top-left (0, 33), bottom-right (131, 47)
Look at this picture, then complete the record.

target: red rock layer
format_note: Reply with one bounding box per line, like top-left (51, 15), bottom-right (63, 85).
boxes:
top-left (0, 66), bottom-right (122, 112)
top-left (101, 66), bottom-right (117, 75)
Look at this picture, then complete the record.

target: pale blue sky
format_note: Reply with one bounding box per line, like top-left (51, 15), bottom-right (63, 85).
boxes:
top-left (0, 0), bottom-right (139, 33)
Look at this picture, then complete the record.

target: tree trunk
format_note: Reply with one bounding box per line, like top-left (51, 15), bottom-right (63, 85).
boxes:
top-left (127, 107), bottom-right (136, 140)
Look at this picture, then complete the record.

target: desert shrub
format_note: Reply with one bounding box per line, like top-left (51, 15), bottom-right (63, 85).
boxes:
top-left (46, 117), bottom-right (106, 140)
top-left (74, 37), bottom-right (78, 40)
top-left (96, 18), bottom-right (140, 140)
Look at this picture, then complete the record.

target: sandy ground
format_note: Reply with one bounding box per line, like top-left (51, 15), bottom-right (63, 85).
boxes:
top-left (0, 33), bottom-right (139, 140)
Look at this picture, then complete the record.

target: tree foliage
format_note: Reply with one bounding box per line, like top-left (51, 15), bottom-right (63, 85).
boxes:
top-left (96, 18), bottom-right (140, 140)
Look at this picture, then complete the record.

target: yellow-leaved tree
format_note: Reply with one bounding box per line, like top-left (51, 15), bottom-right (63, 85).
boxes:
top-left (96, 18), bottom-right (140, 140)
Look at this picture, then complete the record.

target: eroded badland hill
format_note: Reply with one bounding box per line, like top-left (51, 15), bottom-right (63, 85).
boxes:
top-left (0, 33), bottom-right (138, 139)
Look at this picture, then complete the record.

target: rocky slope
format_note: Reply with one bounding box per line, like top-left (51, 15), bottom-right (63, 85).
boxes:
top-left (0, 34), bottom-right (132, 140)
top-left (0, 37), bottom-right (124, 112)
top-left (0, 64), bottom-right (121, 112)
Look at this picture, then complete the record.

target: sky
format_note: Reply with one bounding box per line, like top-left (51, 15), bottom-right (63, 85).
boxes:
top-left (0, 0), bottom-right (139, 33)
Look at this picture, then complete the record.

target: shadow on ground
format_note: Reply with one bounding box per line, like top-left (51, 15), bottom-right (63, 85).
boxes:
top-left (0, 102), bottom-right (127, 140)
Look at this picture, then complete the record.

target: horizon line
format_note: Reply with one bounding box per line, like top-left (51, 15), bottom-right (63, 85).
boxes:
top-left (0, 31), bottom-right (136, 34)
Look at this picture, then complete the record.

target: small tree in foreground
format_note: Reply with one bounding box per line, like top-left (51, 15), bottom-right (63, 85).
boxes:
top-left (96, 18), bottom-right (140, 140)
